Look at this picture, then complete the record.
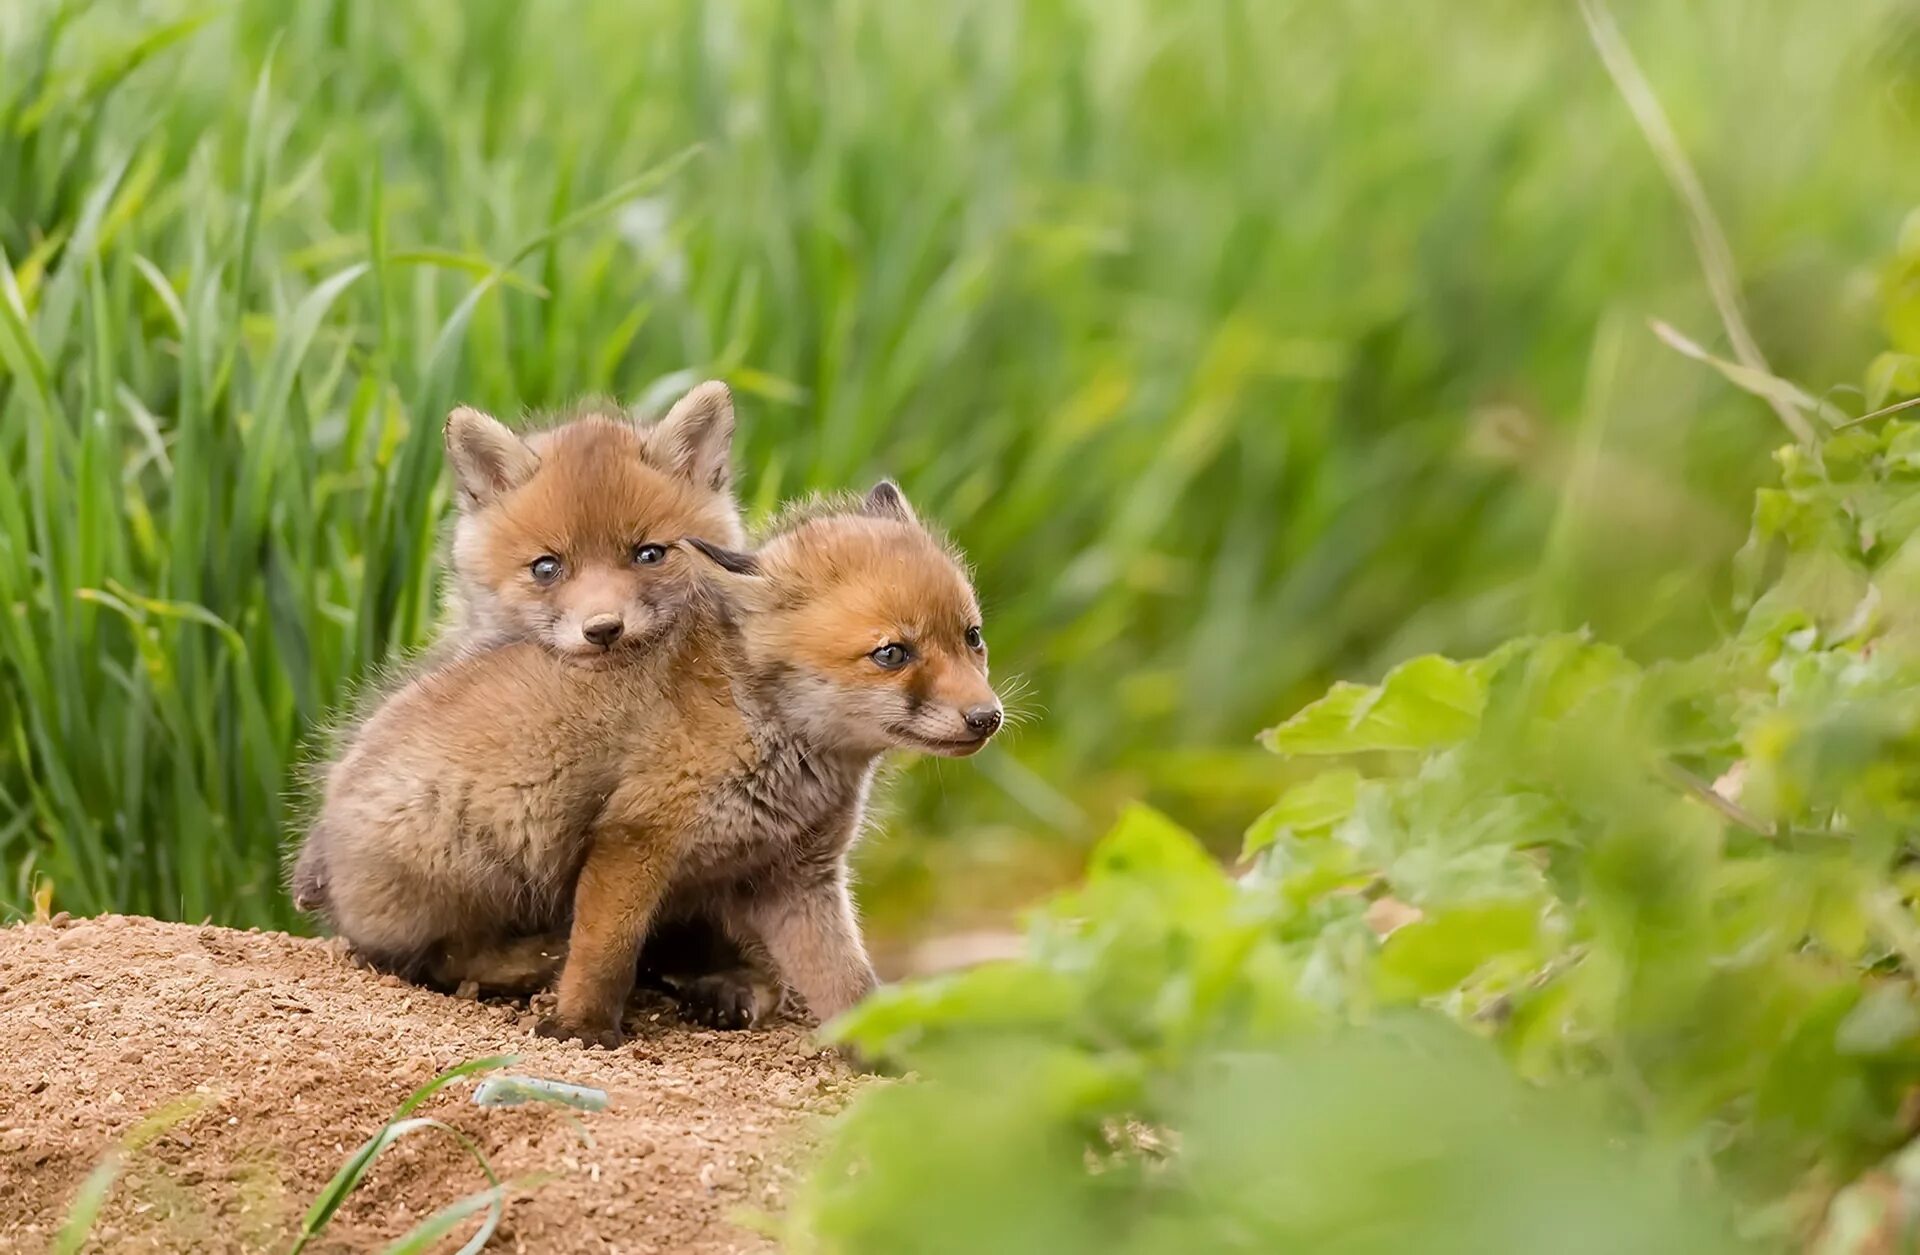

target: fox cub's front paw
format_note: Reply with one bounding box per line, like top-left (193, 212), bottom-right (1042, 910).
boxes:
top-left (534, 1015), bottom-right (625, 1050)
top-left (671, 970), bottom-right (778, 1031)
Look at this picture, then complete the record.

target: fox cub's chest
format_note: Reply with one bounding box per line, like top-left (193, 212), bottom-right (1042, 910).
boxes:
top-left (677, 737), bottom-right (868, 882)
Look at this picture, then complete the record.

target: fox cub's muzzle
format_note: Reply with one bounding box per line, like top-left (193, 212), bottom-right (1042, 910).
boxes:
top-left (581, 614), bottom-right (624, 649)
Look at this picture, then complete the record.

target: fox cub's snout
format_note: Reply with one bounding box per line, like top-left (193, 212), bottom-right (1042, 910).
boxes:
top-left (443, 382), bottom-right (744, 659)
top-left (697, 480), bottom-right (1005, 758)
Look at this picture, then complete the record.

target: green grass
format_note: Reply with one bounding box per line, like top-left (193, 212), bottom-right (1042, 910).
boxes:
top-left (56, 1054), bottom-right (531, 1253)
top-left (2, 0), bottom-right (1918, 930)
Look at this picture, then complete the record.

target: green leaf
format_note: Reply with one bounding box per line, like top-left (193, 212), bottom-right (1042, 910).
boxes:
top-left (1087, 803), bottom-right (1224, 892)
top-left (1261, 655), bottom-right (1487, 756)
top-left (379, 1175), bottom-right (551, 1255)
top-left (824, 962), bottom-right (1080, 1059)
top-left (52, 1152), bottom-right (125, 1255)
top-left (1243, 768), bottom-right (1363, 857)
top-left (1374, 902), bottom-right (1542, 1000)
top-left (1835, 985), bottom-right (1920, 1057)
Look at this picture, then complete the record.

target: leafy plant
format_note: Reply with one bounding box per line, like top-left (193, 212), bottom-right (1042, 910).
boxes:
top-left (798, 339), bottom-right (1920, 1248)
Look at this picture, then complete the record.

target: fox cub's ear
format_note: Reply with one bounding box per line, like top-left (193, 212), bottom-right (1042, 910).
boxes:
top-left (682, 537), bottom-right (771, 612)
top-left (682, 536), bottom-right (761, 577)
top-left (651, 380), bottom-right (735, 492)
top-left (862, 479), bottom-right (919, 526)
top-left (445, 407), bottom-right (539, 509)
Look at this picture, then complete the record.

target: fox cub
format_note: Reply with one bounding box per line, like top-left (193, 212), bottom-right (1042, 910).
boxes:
top-left (299, 482), bottom-right (1001, 1047)
top-left (435, 380), bottom-right (744, 658)
top-left (289, 381), bottom-right (740, 916)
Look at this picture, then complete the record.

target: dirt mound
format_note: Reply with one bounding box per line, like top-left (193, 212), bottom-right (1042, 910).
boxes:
top-left (0, 915), bottom-right (859, 1253)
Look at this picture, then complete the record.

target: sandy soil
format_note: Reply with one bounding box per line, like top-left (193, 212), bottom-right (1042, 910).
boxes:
top-left (0, 914), bottom-right (863, 1253)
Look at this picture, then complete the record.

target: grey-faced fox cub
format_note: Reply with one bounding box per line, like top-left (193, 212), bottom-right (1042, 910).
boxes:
top-left (288, 380), bottom-right (740, 916)
top-left (298, 483), bottom-right (1001, 1047)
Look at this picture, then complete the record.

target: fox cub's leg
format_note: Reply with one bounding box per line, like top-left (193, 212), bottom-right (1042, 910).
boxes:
top-left (429, 932), bottom-right (568, 995)
top-left (737, 868), bottom-right (877, 1026)
top-left (638, 915), bottom-right (782, 1030)
top-left (538, 823), bottom-right (679, 1048)
top-left (670, 928), bottom-right (785, 1030)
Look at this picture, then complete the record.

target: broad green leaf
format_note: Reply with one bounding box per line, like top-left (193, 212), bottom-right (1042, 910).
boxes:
top-left (1374, 902), bottom-right (1541, 1001)
top-left (1242, 768), bottom-right (1363, 857)
top-left (824, 962), bottom-right (1080, 1059)
top-left (1261, 655), bottom-right (1488, 756)
top-left (1086, 803), bottom-right (1226, 898)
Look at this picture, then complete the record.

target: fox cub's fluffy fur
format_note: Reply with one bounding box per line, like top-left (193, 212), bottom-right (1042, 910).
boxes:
top-left (293, 383), bottom-right (1002, 1046)
top-left (289, 382), bottom-right (740, 921)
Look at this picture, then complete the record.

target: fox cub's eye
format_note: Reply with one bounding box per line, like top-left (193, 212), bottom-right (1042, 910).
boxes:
top-left (633, 543), bottom-right (668, 566)
top-left (529, 555), bottom-right (563, 585)
top-left (870, 643), bottom-right (912, 670)
top-left (965, 625), bottom-right (985, 651)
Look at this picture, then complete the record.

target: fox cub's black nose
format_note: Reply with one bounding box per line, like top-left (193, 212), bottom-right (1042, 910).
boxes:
top-left (582, 616), bottom-right (624, 648)
top-left (963, 704), bottom-right (1003, 736)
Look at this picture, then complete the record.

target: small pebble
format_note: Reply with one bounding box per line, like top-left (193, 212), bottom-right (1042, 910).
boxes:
top-left (48, 911), bottom-right (71, 929)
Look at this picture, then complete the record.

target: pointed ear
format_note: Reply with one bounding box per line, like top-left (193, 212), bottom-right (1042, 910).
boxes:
top-left (683, 536), bottom-right (762, 576)
top-left (445, 407), bottom-right (539, 509)
top-left (682, 537), bottom-right (771, 613)
top-left (651, 380), bottom-right (735, 491)
top-left (862, 479), bottom-right (918, 526)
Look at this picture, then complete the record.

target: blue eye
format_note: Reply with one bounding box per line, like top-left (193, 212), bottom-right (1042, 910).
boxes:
top-left (633, 543), bottom-right (668, 566)
top-left (530, 555), bottom-right (563, 584)
top-left (871, 643), bottom-right (912, 670)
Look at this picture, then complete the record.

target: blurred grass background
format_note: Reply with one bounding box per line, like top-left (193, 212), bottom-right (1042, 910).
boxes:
top-left (1, 0), bottom-right (1917, 939)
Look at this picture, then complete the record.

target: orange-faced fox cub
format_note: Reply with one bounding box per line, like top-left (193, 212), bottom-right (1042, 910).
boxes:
top-left (434, 380), bottom-right (744, 659)
top-left (288, 380), bottom-right (740, 916)
top-left (298, 483), bottom-right (1001, 1047)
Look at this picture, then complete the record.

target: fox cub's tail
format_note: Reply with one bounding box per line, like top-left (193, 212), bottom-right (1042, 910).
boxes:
top-left (289, 826), bottom-right (331, 915)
